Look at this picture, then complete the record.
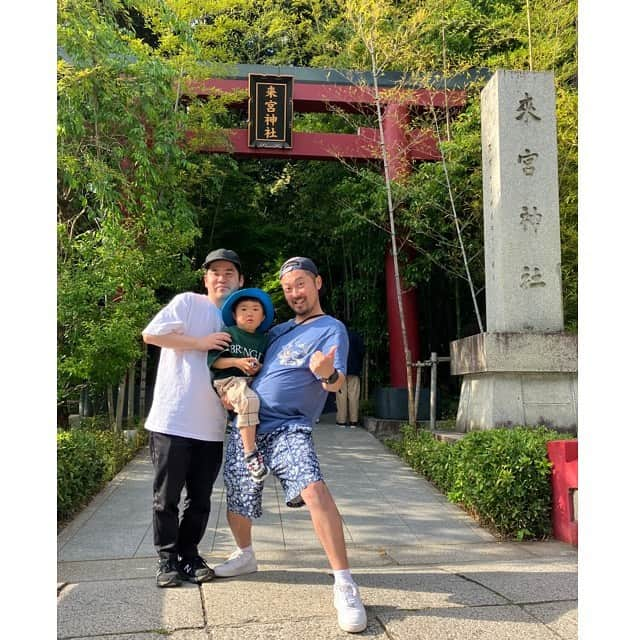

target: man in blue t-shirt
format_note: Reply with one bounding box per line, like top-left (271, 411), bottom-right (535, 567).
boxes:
top-left (213, 256), bottom-right (368, 634)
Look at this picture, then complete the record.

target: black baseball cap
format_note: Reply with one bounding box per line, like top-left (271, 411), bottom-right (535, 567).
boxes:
top-left (279, 256), bottom-right (319, 279)
top-left (202, 248), bottom-right (242, 271)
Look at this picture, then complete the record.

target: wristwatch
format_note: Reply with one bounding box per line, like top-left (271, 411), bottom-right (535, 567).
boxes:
top-left (321, 369), bottom-right (340, 384)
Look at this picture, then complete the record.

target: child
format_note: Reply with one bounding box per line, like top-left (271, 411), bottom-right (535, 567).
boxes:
top-left (208, 288), bottom-right (274, 483)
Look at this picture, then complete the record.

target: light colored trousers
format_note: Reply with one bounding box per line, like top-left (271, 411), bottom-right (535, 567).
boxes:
top-left (336, 375), bottom-right (361, 424)
top-left (213, 377), bottom-right (259, 427)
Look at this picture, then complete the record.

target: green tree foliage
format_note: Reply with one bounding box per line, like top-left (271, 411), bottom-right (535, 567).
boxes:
top-left (182, 155), bottom-right (392, 386)
top-left (57, 0), bottom-right (578, 414)
top-left (58, 0), bottom-right (202, 402)
top-left (137, 0), bottom-right (341, 66)
top-left (330, 0), bottom-right (577, 333)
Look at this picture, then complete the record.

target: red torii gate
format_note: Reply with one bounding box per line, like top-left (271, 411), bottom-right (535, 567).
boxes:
top-left (187, 64), bottom-right (467, 388)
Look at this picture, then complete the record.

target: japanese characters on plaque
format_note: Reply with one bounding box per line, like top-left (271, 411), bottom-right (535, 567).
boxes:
top-left (248, 74), bottom-right (293, 149)
top-left (514, 90), bottom-right (545, 288)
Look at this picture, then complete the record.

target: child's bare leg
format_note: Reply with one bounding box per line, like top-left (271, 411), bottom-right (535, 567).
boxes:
top-left (238, 424), bottom-right (257, 456)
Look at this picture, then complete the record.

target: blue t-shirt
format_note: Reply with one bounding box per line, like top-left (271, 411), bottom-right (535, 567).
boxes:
top-left (252, 316), bottom-right (348, 434)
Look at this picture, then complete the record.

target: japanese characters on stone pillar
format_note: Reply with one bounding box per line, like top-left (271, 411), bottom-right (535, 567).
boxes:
top-left (450, 71), bottom-right (577, 432)
top-left (482, 71), bottom-right (564, 331)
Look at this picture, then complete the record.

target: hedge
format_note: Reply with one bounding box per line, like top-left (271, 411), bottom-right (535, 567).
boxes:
top-left (57, 427), bottom-right (146, 523)
top-left (387, 425), bottom-right (574, 540)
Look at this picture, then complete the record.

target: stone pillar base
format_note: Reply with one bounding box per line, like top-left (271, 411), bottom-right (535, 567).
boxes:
top-left (456, 371), bottom-right (577, 432)
top-left (450, 332), bottom-right (577, 432)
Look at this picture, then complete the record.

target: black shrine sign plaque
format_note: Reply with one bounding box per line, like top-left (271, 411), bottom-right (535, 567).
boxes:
top-left (248, 74), bottom-right (293, 148)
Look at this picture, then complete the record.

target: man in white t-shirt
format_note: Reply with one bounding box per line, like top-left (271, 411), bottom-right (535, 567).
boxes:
top-left (142, 248), bottom-right (244, 587)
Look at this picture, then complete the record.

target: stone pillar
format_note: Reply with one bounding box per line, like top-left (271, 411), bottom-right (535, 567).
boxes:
top-left (451, 71), bottom-right (577, 432)
top-left (482, 71), bottom-right (563, 332)
top-left (383, 102), bottom-right (420, 388)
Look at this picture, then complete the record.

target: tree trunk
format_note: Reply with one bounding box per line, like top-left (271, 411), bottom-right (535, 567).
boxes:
top-left (106, 385), bottom-right (115, 424)
top-left (363, 352), bottom-right (369, 402)
top-left (342, 238), bottom-right (350, 320)
top-left (79, 386), bottom-right (88, 417)
top-left (455, 277), bottom-right (461, 339)
top-left (114, 375), bottom-right (126, 431)
top-left (139, 343), bottom-right (147, 419)
top-left (368, 47), bottom-right (416, 427)
top-left (414, 364), bottom-right (422, 425)
top-left (127, 363), bottom-right (136, 424)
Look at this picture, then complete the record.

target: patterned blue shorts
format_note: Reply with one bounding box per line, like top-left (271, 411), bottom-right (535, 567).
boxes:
top-left (223, 423), bottom-right (323, 520)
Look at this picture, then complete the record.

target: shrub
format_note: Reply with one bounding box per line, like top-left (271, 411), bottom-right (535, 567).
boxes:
top-left (388, 427), bottom-right (454, 492)
top-left (57, 430), bottom-right (107, 521)
top-left (57, 426), bottom-right (145, 522)
top-left (387, 425), bottom-right (573, 540)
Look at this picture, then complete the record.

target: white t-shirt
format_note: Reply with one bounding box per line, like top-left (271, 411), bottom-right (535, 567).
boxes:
top-left (142, 292), bottom-right (226, 441)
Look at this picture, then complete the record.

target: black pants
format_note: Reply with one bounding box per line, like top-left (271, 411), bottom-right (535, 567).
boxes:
top-left (149, 431), bottom-right (223, 560)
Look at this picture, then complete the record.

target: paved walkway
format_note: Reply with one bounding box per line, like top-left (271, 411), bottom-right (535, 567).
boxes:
top-left (57, 415), bottom-right (577, 639)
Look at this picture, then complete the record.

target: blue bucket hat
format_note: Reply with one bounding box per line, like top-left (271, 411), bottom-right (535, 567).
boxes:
top-left (221, 288), bottom-right (275, 333)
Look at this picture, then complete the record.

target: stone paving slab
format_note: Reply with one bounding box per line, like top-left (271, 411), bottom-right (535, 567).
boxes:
top-left (374, 604), bottom-right (561, 639)
top-left (281, 529), bottom-right (330, 548)
top-left (353, 567), bottom-right (509, 609)
top-left (57, 418), bottom-right (578, 640)
top-left (69, 633), bottom-right (210, 640)
top-left (209, 525), bottom-right (239, 552)
top-left (519, 540), bottom-right (579, 559)
top-left (57, 466), bottom-right (139, 551)
top-left (345, 523), bottom-right (421, 546)
top-left (201, 566), bottom-right (508, 626)
top-left (437, 559), bottom-right (578, 603)
top-left (400, 517), bottom-right (496, 543)
top-left (379, 518), bottom-right (493, 545)
top-left (211, 617), bottom-right (389, 639)
top-left (237, 547), bottom-right (397, 570)
top-left (205, 483), bottom-right (228, 523)
top-left (58, 523), bottom-right (152, 561)
top-left (58, 557), bottom-right (163, 583)
top-left (132, 524), bottom-right (161, 558)
top-left (522, 601), bottom-right (578, 639)
top-left (57, 547), bottom-right (400, 585)
top-left (203, 569), bottom-right (335, 626)
top-left (382, 541), bottom-right (554, 566)
top-left (57, 579), bottom-right (203, 638)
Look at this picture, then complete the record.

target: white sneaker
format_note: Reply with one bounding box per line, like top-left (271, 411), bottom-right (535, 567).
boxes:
top-left (213, 548), bottom-right (258, 577)
top-left (333, 582), bottom-right (367, 633)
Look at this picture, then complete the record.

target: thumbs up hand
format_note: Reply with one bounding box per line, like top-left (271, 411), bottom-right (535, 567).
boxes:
top-left (309, 345), bottom-right (337, 379)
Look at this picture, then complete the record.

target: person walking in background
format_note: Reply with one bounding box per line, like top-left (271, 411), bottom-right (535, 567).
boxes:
top-left (336, 326), bottom-right (365, 428)
top-left (213, 256), bottom-right (368, 634)
top-left (142, 249), bottom-right (243, 588)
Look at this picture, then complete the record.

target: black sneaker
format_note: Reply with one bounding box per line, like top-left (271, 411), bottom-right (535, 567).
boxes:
top-left (156, 556), bottom-right (182, 588)
top-left (245, 450), bottom-right (270, 483)
top-left (286, 494), bottom-right (306, 508)
top-left (178, 555), bottom-right (215, 584)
